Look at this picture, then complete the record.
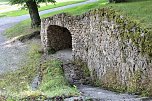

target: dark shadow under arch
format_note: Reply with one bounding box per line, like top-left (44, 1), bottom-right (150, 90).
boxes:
top-left (47, 25), bottom-right (72, 51)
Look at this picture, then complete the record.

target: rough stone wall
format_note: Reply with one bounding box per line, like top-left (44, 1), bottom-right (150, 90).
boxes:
top-left (41, 8), bottom-right (152, 94)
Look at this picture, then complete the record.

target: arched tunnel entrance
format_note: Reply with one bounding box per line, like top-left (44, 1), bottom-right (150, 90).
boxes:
top-left (47, 25), bottom-right (72, 51)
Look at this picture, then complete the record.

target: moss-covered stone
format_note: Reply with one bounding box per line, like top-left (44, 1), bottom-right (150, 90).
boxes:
top-left (73, 59), bottom-right (91, 78)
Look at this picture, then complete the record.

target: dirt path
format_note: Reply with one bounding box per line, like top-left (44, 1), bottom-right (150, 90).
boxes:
top-left (0, 17), bottom-right (29, 74)
top-left (0, 40), bottom-right (28, 74)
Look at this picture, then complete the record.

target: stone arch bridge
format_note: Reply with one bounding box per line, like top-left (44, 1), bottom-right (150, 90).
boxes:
top-left (40, 8), bottom-right (152, 93)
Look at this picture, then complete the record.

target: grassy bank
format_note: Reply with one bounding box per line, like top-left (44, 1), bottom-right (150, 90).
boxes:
top-left (107, 0), bottom-right (152, 30)
top-left (0, 42), bottom-right (79, 100)
top-left (0, 0), bottom-right (86, 17)
top-left (39, 60), bottom-right (79, 97)
top-left (4, 20), bottom-right (37, 38)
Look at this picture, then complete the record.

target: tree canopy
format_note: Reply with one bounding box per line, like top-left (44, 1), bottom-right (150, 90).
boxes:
top-left (9, 0), bottom-right (56, 28)
top-left (9, 0), bottom-right (56, 5)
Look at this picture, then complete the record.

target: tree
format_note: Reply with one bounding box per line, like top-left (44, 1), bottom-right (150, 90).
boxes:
top-left (9, 0), bottom-right (56, 28)
top-left (109, 0), bottom-right (126, 3)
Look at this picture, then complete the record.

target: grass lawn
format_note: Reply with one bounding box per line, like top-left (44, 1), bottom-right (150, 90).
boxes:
top-left (107, 0), bottom-right (152, 30)
top-left (4, 20), bottom-right (39, 38)
top-left (0, 0), bottom-right (86, 17)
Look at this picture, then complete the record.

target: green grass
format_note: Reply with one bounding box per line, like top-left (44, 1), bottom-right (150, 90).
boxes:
top-left (0, 42), bottom-right (78, 100)
top-left (55, 0), bottom-right (152, 29)
top-left (42, 0), bottom-right (108, 16)
top-left (107, 0), bottom-right (152, 30)
top-left (39, 60), bottom-right (79, 97)
top-left (4, 19), bottom-right (39, 38)
top-left (0, 0), bottom-right (86, 17)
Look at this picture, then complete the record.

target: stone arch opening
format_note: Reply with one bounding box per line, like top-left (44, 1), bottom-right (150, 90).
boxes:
top-left (47, 25), bottom-right (72, 51)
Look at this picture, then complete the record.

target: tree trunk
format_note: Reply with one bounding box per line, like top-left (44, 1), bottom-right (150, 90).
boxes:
top-left (26, 0), bottom-right (41, 28)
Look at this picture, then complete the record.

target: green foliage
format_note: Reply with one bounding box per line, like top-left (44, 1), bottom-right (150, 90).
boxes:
top-left (9, 0), bottom-right (56, 5)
